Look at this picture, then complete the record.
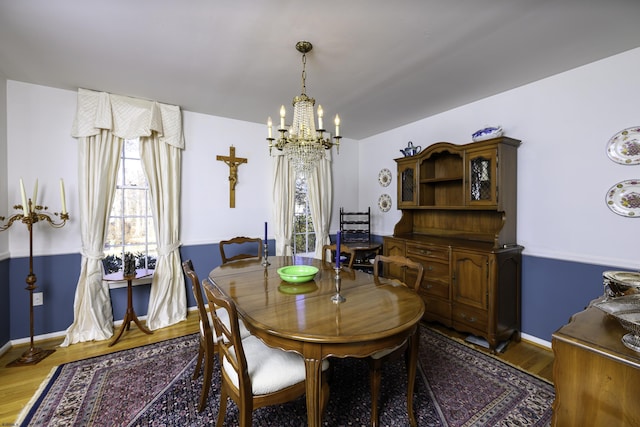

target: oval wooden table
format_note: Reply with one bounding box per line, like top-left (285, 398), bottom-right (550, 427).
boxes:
top-left (205, 256), bottom-right (425, 427)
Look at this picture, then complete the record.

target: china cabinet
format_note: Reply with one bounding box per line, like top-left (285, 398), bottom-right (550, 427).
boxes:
top-left (385, 137), bottom-right (522, 351)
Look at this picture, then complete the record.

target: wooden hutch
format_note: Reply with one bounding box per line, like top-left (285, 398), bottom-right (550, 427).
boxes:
top-left (383, 136), bottom-right (523, 351)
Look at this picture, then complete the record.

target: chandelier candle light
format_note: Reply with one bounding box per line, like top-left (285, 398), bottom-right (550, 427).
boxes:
top-left (267, 41), bottom-right (342, 175)
top-left (1, 178), bottom-right (69, 366)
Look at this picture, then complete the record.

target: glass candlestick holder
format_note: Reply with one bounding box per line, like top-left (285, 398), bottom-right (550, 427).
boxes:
top-left (331, 267), bottom-right (346, 303)
top-left (262, 242), bottom-right (270, 266)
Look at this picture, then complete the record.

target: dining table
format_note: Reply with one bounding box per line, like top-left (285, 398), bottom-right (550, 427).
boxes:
top-left (204, 255), bottom-right (425, 427)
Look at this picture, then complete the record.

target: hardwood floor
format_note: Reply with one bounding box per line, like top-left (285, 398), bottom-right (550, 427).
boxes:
top-left (0, 312), bottom-right (554, 425)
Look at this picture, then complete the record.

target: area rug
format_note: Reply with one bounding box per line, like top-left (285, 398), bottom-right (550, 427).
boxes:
top-left (17, 327), bottom-right (554, 426)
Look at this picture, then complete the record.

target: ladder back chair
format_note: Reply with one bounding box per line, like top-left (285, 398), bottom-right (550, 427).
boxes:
top-left (182, 260), bottom-right (251, 412)
top-left (369, 254), bottom-right (424, 427)
top-left (205, 282), bottom-right (330, 426)
top-left (219, 236), bottom-right (263, 264)
top-left (182, 259), bottom-right (216, 412)
top-left (321, 243), bottom-right (356, 269)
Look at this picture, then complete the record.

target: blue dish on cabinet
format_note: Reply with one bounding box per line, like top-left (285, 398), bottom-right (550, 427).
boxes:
top-left (472, 126), bottom-right (503, 141)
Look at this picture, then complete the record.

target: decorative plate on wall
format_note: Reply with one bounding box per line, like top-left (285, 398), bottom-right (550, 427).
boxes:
top-left (378, 168), bottom-right (392, 187)
top-left (378, 194), bottom-right (392, 212)
top-left (607, 127), bottom-right (640, 165)
top-left (606, 180), bottom-right (640, 217)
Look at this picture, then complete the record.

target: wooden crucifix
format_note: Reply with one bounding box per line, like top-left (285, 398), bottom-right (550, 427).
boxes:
top-left (216, 145), bottom-right (247, 208)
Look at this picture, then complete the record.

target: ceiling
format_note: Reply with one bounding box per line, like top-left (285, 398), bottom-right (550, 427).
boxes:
top-left (1, 0), bottom-right (639, 140)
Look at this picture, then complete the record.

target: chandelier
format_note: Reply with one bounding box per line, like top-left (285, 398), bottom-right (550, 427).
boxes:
top-left (267, 41), bottom-right (341, 175)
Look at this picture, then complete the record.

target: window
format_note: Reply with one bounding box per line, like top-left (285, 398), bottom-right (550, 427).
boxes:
top-left (103, 139), bottom-right (157, 274)
top-left (292, 175), bottom-right (315, 256)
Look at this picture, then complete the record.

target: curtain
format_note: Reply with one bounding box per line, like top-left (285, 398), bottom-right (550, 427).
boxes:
top-left (272, 150), bottom-right (333, 258)
top-left (60, 129), bottom-right (122, 346)
top-left (140, 133), bottom-right (186, 330)
top-left (62, 88), bottom-right (185, 345)
top-left (272, 151), bottom-right (295, 256)
top-left (307, 153), bottom-right (333, 258)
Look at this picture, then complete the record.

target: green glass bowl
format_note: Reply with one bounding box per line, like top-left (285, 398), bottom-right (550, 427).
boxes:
top-left (277, 265), bottom-right (319, 283)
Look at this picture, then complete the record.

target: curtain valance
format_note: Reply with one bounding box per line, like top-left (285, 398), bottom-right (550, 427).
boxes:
top-left (71, 88), bottom-right (184, 149)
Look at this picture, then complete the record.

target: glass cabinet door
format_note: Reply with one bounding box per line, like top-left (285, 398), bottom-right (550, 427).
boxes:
top-left (397, 161), bottom-right (418, 207)
top-left (467, 148), bottom-right (498, 206)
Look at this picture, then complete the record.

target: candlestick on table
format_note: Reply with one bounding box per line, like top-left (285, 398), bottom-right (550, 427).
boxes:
top-left (262, 221), bottom-right (270, 266)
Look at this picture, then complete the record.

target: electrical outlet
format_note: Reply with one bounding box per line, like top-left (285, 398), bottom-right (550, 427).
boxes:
top-left (33, 292), bottom-right (43, 306)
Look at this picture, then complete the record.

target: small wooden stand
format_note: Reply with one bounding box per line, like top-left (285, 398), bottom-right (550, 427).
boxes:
top-left (216, 146), bottom-right (248, 208)
top-left (104, 269), bottom-right (154, 346)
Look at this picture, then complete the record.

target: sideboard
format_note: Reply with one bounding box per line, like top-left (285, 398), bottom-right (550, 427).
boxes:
top-left (552, 301), bottom-right (640, 426)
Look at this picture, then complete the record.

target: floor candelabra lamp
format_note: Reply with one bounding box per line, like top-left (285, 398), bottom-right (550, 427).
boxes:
top-left (1, 179), bottom-right (69, 367)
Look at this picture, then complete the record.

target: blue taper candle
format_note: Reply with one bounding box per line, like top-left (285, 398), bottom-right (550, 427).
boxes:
top-left (265, 222), bottom-right (267, 242)
top-left (336, 231), bottom-right (341, 268)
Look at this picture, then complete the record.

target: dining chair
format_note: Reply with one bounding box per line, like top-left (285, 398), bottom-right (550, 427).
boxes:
top-left (205, 282), bottom-right (330, 427)
top-left (181, 259), bottom-right (251, 412)
top-left (219, 236), bottom-right (263, 264)
top-left (321, 243), bottom-right (356, 269)
top-left (369, 254), bottom-right (424, 427)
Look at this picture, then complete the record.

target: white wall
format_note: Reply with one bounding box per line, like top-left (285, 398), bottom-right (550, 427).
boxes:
top-left (359, 47), bottom-right (640, 269)
top-left (5, 81), bottom-right (360, 257)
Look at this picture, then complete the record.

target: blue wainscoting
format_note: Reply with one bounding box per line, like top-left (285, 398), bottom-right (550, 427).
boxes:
top-left (1, 258), bottom-right (10, 346)
top-left (8, 253), bottom-right (81, 340)
top-left (0, 242), bottom-right (627, 348)
top-left (521, 255), bottom-right (616, 341)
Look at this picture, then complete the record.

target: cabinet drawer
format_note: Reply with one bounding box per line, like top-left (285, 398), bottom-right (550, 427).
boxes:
top-left (406, 243), bottom-right (449, 261)
top-left (452, 304), bottom-right (487, 330)
top-left (418, 259), bottom-right (449, 279)
top-left (420, 277), bottom-right (449, 299)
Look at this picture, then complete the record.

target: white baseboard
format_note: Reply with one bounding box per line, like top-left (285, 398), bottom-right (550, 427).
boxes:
top-left (521, 332), bottom-right (551, 349)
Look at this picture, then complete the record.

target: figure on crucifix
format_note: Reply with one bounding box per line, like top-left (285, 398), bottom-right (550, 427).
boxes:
top-left (216, 146), bottom-right (247, 208)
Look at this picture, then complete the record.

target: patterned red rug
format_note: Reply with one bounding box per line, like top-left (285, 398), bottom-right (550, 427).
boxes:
top-left (17, 326), bottom-right (554, 426)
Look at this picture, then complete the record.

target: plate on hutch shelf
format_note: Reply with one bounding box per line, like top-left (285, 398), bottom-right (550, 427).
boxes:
top-left (378, 168), bottom-right (392, 187)
top-left (606, 180), bottom-right (640, 217)
top-left (378, 194), bottom-right (392, 212)
top-left (607, 127), bottom-right (640, 165)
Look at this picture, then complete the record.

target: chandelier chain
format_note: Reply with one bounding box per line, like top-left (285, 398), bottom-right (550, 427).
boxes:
top-left (301, 53), bottom-right (307, 95)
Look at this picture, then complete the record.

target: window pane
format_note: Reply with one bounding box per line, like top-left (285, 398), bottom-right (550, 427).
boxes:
top-left (105, 218), bottom-right (123, 246)
top-left (124, 139), bottom-right (139, 158)
top-left (124, 188), bottom-right (147, 216)
top-left (124, 158), bottom-right (146, 187)
top-left (125, 217), bottom-right (149, 244)
top-left (111, 188), bottom-right (123, 213)
top-left (146, 217), bottom-right (156, 243)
